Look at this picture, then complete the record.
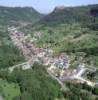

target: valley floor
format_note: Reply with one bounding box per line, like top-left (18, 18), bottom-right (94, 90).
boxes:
top-left (8, 26), bottom-right (98, 87)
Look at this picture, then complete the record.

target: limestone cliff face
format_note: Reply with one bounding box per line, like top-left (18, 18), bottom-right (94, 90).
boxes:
top-left (54, 6), bottom-right (65, 11)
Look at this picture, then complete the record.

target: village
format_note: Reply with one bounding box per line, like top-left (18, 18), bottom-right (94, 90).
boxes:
top-left (8, 26), bottom-right (98, 87)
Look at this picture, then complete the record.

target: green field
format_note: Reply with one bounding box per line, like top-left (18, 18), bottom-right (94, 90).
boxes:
top-left (0, 80), bottom-right (20, 100)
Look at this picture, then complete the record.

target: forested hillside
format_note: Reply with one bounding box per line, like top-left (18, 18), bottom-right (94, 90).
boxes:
top-left (0, 28), bottom-right (24, 68)
top-left (0, 63), bottom-right (63, 100)
top-left (0, 6), bottom-right (43, 25)
top-left (21, 4), bottom-right (98, 67)
top-left (38, 4), bottom-right (98, 27)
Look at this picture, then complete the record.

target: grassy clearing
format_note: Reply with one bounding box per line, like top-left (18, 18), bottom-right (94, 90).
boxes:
top-left (0, 80), bottom-right (20, 100)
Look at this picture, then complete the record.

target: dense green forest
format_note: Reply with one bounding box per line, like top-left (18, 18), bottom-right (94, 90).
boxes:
top-left (37, 4), bottom-right (98, 26)
top-left (0, 63), bottom-right (98, 100)
top-left (0, 63), bottom-right (63, 100)
top-left (64, 82), bottom-right (98, 100)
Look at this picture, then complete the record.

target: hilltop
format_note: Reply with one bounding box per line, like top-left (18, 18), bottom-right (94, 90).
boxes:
top-left (0, 6), bottom-right (43, 26)
top-left (38, 4), bottom-right (98, 26)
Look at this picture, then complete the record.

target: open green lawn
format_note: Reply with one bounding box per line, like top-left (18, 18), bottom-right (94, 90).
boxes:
top-left (0, 80), bottom-right (20, 100)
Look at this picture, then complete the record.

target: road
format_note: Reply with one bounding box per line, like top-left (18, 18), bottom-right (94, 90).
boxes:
top-left (47, 70), bottom-right (68, 91)
top-left (72, 67), bottom-right (95, 87)
top-left (76, 76), bottom-right (95, 87)
top-left (8, 62), bottom-right (30, 72)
